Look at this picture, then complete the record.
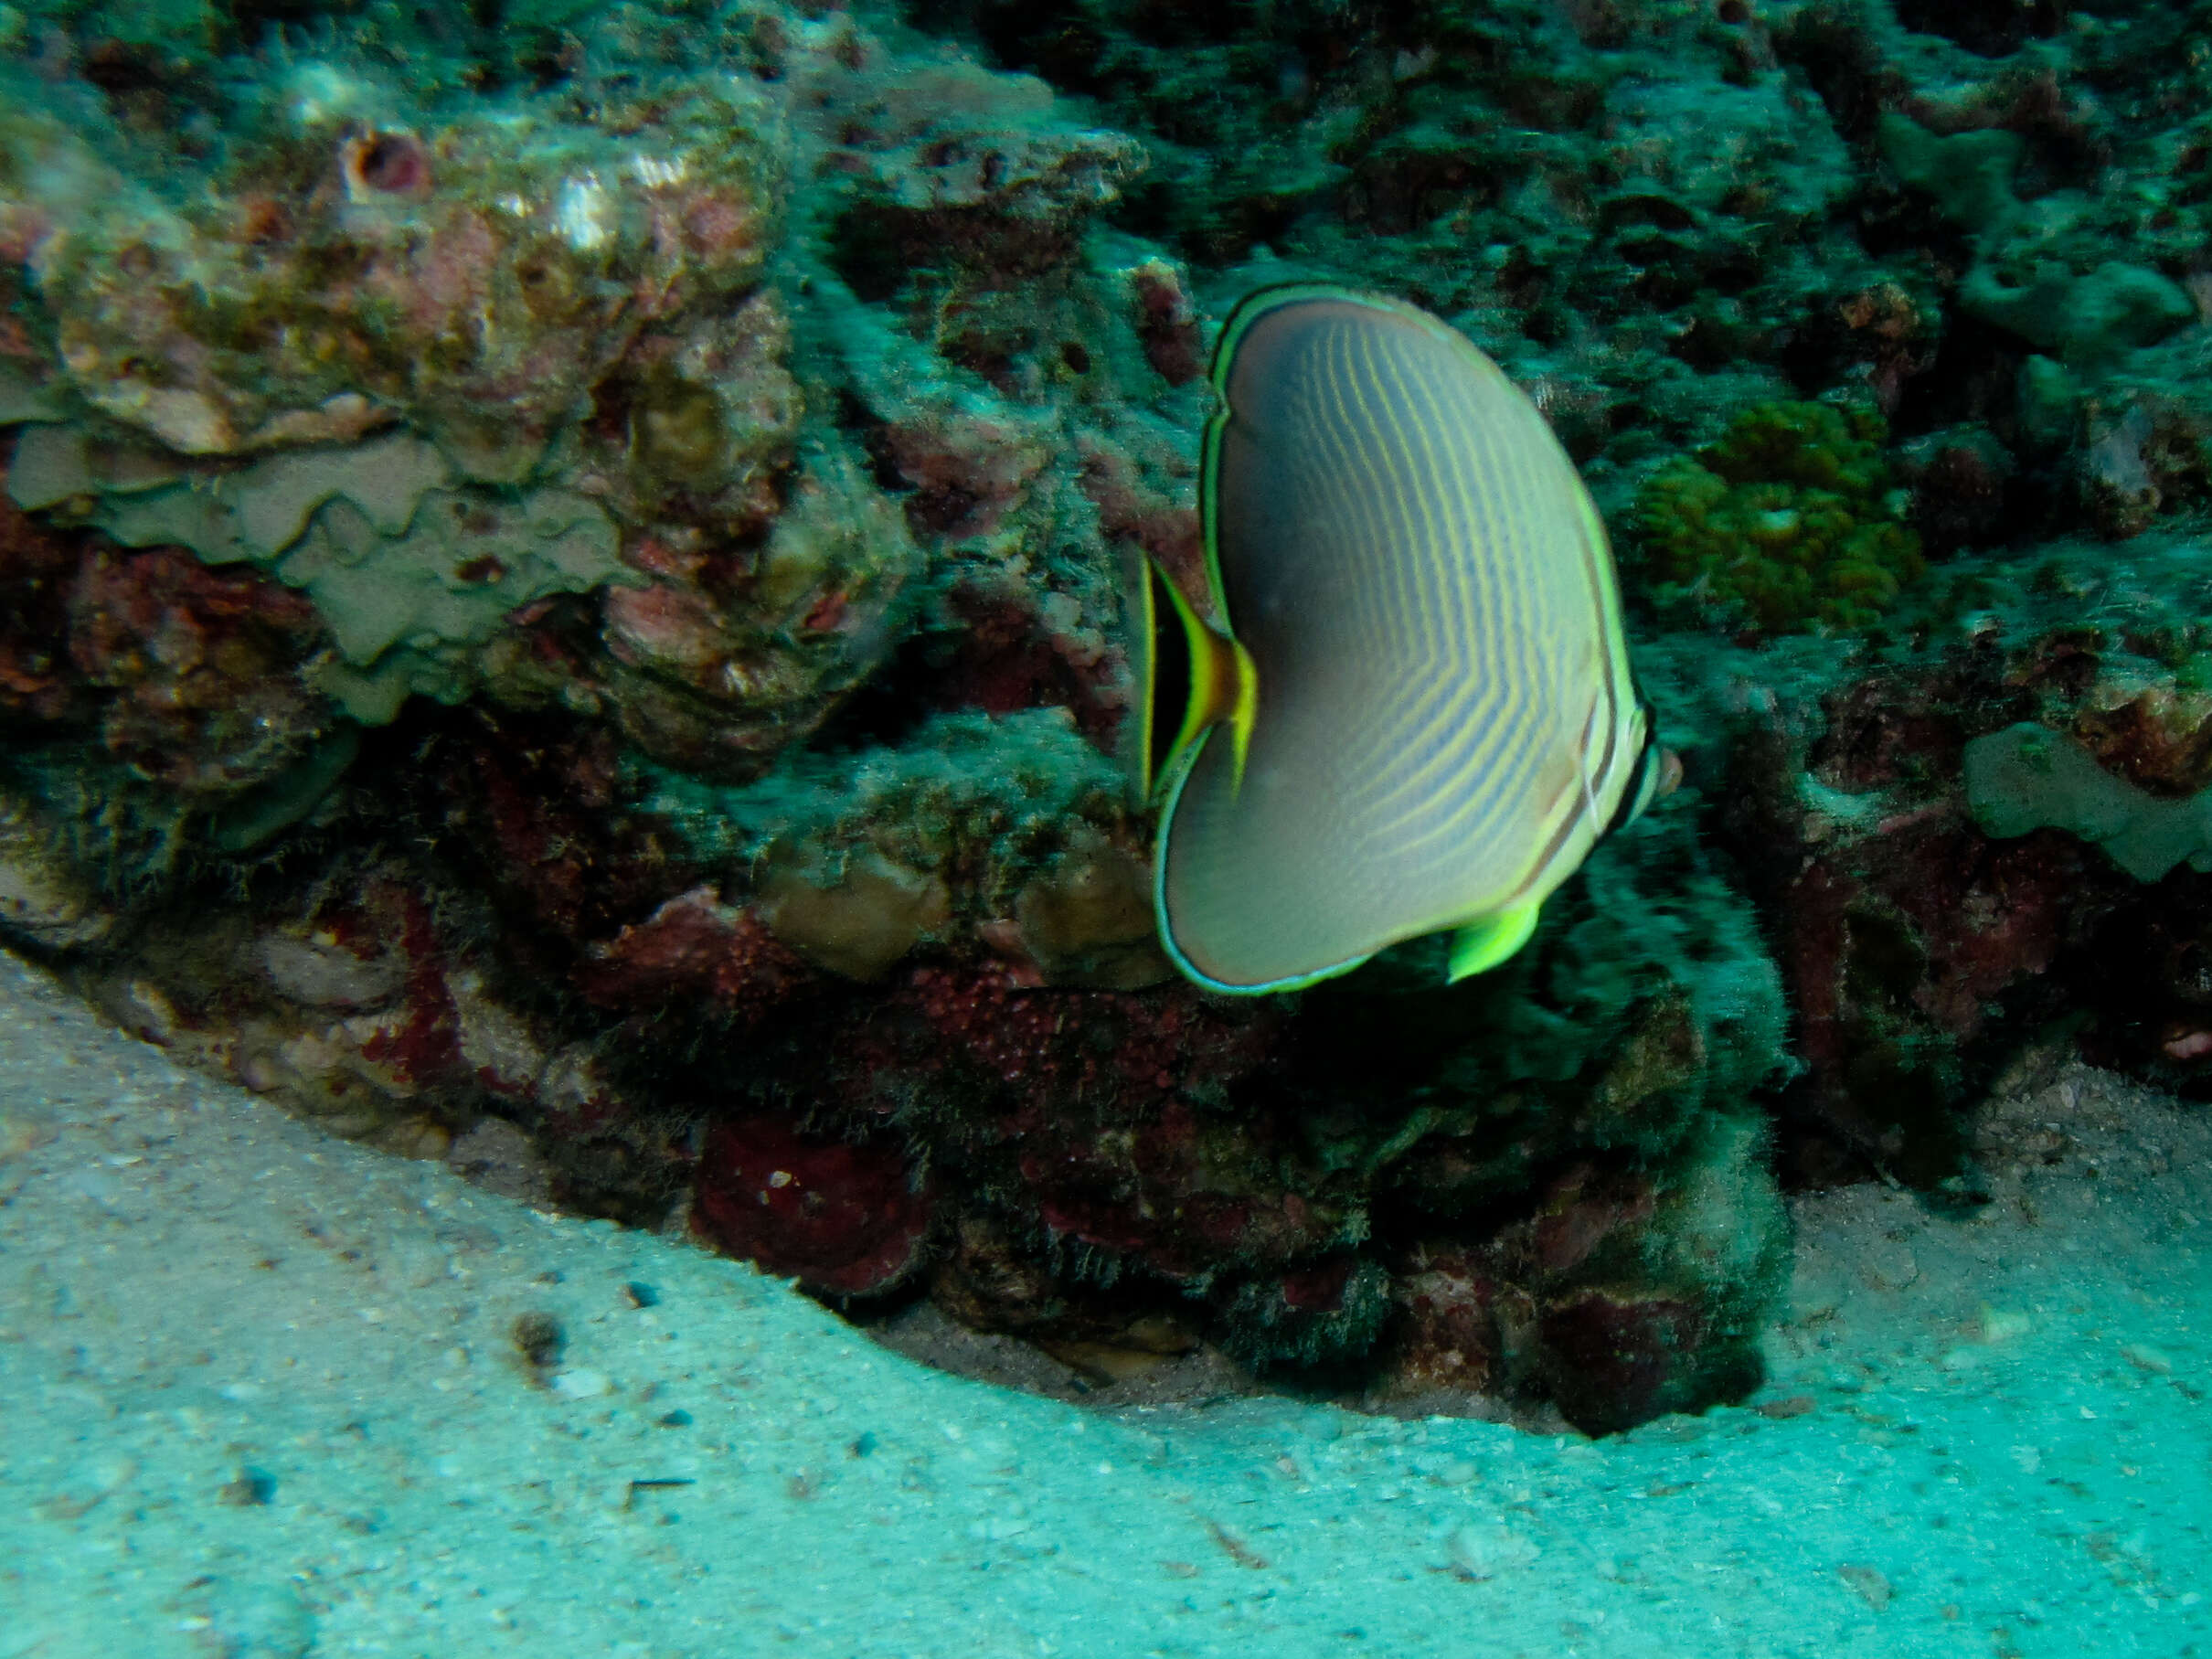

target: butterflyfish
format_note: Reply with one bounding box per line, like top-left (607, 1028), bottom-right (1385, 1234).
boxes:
top-left (1135, 283), bottom-right (1674, 994)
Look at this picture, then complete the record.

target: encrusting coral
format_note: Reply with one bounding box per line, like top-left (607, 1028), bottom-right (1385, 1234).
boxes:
top-left (1967, 721), bottom-right (2212, 884)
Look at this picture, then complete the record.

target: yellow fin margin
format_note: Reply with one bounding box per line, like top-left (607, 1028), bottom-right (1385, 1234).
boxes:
top-left (1149, 558), bottom-right (1258, 800)
top-left (1446, 903), bottom-right (1543, 983)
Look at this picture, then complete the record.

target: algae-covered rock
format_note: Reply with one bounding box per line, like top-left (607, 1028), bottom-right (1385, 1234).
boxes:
top-left (645, 706), bottom-right (1138, 981)
top-left (12, 425), bottom-right (630, 723)
top-left (594, 431), bottom-right (922, 776)
top-left (1878, 113), bottom-right (2196, 373)
top-left (6, 62), bottom-right (783, 474)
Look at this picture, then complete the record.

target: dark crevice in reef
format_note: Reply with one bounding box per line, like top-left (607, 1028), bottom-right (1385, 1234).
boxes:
top-left (1892, 0), bottom-right (2068, 60)
top-left (1773, 8), bottom-right (1896, 144)
top-left (1886, 314), bottom-right (2027, 441)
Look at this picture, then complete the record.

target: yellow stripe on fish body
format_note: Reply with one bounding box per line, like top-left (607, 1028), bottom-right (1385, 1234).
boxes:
top-left (1151, 284), bottom-right (1654, 994)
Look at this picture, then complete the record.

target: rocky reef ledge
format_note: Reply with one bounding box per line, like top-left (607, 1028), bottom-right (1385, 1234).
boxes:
top-left (2, 0), bottom-right (2210, 1435)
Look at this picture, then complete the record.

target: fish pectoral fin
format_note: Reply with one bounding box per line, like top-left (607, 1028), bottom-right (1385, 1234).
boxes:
top-left (1445, 904), bottom-right (1542, 983)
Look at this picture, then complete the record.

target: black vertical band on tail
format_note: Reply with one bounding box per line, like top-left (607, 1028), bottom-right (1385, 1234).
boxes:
top-left (1146, 559), bottom-right (1194, 798)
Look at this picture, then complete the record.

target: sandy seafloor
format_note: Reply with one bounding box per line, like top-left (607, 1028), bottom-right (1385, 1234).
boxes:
top-left (0, 949), bottom-right (2204, 1659)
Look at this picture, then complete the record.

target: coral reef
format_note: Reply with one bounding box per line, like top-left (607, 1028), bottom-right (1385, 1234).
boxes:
top-left (3, 0), bottom-right (2208, 1440)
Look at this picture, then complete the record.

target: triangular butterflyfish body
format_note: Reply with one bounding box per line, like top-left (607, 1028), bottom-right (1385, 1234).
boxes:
top-left (1141, 283), bottom-right (1666, 995)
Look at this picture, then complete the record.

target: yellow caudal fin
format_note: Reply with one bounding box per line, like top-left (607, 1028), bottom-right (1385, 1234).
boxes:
top-left (1445, 903), bottom-right (1542, 983)
top-left (1145, 556), bottom-right (1257, 800)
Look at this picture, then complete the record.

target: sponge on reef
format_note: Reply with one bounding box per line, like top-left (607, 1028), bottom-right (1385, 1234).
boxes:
top-left (1965, 722), bottom-right (2212, 883)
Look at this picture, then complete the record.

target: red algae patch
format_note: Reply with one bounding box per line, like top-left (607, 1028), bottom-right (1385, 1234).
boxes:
top-left (691, 1115), bottom-right (932, 1297)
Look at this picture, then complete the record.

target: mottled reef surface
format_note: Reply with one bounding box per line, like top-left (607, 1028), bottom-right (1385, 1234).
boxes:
top-left (1, 0), bottom-right (2211, 1433)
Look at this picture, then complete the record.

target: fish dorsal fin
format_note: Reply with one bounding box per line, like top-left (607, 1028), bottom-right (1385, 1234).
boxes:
top-left (1445, 903), bottom-right (1542, 983)
top-left (1146, 557), bottom-right (1257, 801)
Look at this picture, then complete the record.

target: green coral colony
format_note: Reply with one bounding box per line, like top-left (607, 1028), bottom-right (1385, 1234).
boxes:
top-left (1631, 400), bottom-right (1924, 636)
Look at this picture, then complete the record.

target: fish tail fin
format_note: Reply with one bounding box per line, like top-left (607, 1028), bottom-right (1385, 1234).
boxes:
top-left (1445, 903), bottom-right (1542, 983)
top-left (1144, 555), bottom-right (1257, 800)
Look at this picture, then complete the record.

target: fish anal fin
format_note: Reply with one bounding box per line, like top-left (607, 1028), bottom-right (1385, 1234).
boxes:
top-left (1445, 903), bottom-right (1542, 983)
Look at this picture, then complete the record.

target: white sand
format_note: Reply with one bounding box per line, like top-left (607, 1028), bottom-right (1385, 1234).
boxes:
top-left (0, 948), bottom-right (2205, 1658)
